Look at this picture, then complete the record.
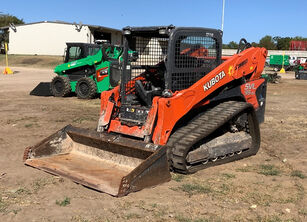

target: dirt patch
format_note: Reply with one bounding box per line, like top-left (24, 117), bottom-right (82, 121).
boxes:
top-left (20, 58), bottom-right (43, 65)
top-left (0, 67), bottom-right (306, 221)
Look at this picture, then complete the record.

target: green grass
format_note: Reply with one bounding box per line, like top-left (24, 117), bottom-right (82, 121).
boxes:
top-left (246, 192), bottom-right (272, 206)
top-left (153, 209), bottom-right (167, 218)
top-left (171, 174), bottom-right (185, 182)
top-left (24, 123), bottom-right (33, 128)
top-left (298, 208), bottom-right (307, 216)
top-left (177, 183), bottom-right (212, 196)
top-left (281, 183), bottom-right (305, 203)
top-left (150, 203), bottom-right (157, 208)
top-left (56, 197), bottom-right (70, 207)
top-left (256, 215), bottom-right (282, 222)
top-left (221, 173), bottom-right (236, 179)
top-left (175, 215), bottom-right (191, 222)
top-left (217, 183), bottom-right (231, 195)
top-left (236, 165), bottom-right (254, 172)
top-left (175, 215), bottom-right (210, 222)
top-left (0, 199), bottom-right (8, 212)
top-left (258, 164), bottom-right (281, 176)
top-left (71, 215), bottom-right (90, 222)
top-left (295, 183), bottom-right (304, 201)
top-left (12, 208), bottom-right (21, 215)
top-left (15, 188), bottom-right (31, 195)
top-left (291, 170), bottom-right (306, 179)
top-left (55, 119), bottom-right (66, 123)
top-left (125, 213), bottom-right (142, 220)
top-left (32, 177), bottom-right (56, 192)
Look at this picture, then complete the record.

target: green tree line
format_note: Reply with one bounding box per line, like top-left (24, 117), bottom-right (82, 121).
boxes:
top-left (0, 14), bottom-right (24, 27)
top-left (0, 14), bottom-right (24, 43)
top-left (223, 35), bottom-right (307, 50)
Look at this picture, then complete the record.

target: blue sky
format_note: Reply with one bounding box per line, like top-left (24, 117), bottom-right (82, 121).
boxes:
top-left (2, 0), bottom-right (307, 43)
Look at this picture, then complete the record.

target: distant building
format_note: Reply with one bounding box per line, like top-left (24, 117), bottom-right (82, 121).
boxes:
top-left (0, 21), bottom-right (122, 55)
top-left (289, 40), bottom-right (307, 51)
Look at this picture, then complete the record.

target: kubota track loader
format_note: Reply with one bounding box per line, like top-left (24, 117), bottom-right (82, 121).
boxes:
top-left (24, 26), bottom-right (267, 196)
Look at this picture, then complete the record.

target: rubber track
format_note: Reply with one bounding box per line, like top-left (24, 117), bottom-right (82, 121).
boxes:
top-left (167, 101), bottom-right (257, 174)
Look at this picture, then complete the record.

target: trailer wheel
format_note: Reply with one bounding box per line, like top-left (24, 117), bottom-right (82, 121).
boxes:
top-left (50, 76), bottom-right (71, 97)
top-left (76, 77), bottom-right (97, 99)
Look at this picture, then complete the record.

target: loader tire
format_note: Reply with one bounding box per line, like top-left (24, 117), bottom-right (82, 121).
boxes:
top-left (76, 77), bottom-right (97, 99)
top-left (50, 76), bottom-right (71, 97)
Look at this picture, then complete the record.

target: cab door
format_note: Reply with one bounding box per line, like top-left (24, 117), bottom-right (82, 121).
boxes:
top-left (65, 45), bottom-right (83, 63)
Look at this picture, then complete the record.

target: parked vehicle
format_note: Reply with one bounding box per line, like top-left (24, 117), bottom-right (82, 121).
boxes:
top-left (289, 56), bottom-right (297, 66)
top-left (269, 55), bottom-right (290, 71)
top-left (30, 43), bottom-right (123, 99)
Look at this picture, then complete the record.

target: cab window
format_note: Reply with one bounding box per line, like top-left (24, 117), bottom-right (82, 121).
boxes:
top-left (88, 47), bottom-right (100, 56)
top-left (67, 46), bottom-right (82, 62)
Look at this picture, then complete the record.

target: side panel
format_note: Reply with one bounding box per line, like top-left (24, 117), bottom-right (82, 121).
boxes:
top-left (54, 50), bottom-right (103, 74)
top-left (96, 76), bottom-right (111, 93)
top-left (241, 79), bottom-right (267, 124)
top-left (240, 79), bottom-right (265, 110)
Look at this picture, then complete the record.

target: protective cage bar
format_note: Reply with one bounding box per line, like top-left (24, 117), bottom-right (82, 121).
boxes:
top-left (123, 36), bottom-right (169, 98)
top-left (120, 28), bottom-right (222, 104)
top-left (170, 35), bottom-right (219, 91)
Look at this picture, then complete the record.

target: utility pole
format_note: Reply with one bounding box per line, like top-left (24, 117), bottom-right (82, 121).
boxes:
top-left (221, 0), bottom-right (225, 32)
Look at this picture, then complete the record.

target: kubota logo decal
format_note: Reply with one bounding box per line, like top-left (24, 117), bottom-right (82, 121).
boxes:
top-left (203, 71), bottom-right (226, 91)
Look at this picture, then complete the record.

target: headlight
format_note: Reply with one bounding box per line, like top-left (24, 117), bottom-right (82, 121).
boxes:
top-left (96, 67), bottom-right (108, 82)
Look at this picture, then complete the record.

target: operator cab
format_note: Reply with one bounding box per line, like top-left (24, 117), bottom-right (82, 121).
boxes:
top-left (110, 26), bottom-right (222, 125)
top-left (64, 43), bottom-right (101, 63)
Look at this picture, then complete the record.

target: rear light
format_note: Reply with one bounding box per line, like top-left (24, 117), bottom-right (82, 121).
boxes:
top-left (96, 67), bottom-right (108, 82)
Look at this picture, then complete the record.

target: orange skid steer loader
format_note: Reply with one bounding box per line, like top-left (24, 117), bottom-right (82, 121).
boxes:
top-left (24, 26), bottom-right (267, 197)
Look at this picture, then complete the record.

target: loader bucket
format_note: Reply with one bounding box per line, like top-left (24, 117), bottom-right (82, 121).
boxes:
top-left (23, 125), bottom-right (171, 197)
top-left (30, 82), bottom-right (53, 96)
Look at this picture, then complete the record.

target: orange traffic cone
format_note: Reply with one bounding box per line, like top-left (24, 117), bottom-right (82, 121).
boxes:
top-left (2, 43), bottom-right (13, 74)
top-left (3, 67), bottom-right (13, 74)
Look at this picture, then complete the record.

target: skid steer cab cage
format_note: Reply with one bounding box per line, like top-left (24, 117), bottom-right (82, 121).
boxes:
top-left (23, 125), bottom-right (171, 197)
top-left (119, 26), bottom-right (222, 105)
